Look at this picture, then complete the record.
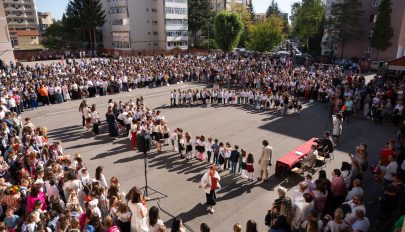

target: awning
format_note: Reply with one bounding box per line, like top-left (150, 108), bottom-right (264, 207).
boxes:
top-left (388, 56), bottom-right (405, 71)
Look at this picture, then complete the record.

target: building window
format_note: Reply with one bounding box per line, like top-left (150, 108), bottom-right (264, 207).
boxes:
top-left (369, 14), bottom-right (377, 23)
top-left (112, 41), bottom-right (131, 48)
top-left (151, 9), bottom-right (157, 12)
top-left (372, 0), bottom-right (380, 7)
top-left (166, 30), bottom-right (188, 37)
top-left (153, 31), bottom-right (158, 35)
top-left (165, 7), bottom-right (187, 15)
top-left (167, 40), bottom-right (188, 47)
top-left (112, 31), bottom-right (130, 42)
top-left (109, 7), bottom-right (128, 14)
top-left (11, 38), bottom-right (18, 47)
top-left (365, 46), bottom-right (372, 54)
top-left (112, 18), bottom-right (129, 25)
top-left (165, 19), bottom-right (188, 26)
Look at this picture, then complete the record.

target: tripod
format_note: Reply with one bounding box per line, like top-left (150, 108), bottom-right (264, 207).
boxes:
top-left (139, 150), bottom-right (168, 201)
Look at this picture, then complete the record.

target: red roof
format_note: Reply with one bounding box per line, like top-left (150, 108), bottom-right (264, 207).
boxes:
top-left (15, 30), bottom-right (39, 36)
top-left (388, 56), bottom-right (405, 67)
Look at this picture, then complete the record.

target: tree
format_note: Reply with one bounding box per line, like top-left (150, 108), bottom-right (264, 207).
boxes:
top-left (266, 0), bottom-right (281, 17)
top-left (188, 0), bottom-right (214, 43)
top-left (246, 0), bottom-right (256, 21)
top-left (41, 22), bottom-right (67, 50)
top-left (246, 16), bottom-right (285, 52)
top-left (290, 0), bottom-right (324, 51)
top-left (214, 11), bottom-right (244, 52)
top-left (327, 0), bottom-right (363, 58)
top-left (81, 0), bottom-right (106, 49)
top-left (63, 0), bottom-right (105, 49)
top-left (371, 0), bottom-right (394, 57)
top-left (231, 3), bottom-right (253, 47)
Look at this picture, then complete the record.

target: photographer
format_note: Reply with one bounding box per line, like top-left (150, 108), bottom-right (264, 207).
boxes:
top-left (349, 144), bottom-right (368, 180)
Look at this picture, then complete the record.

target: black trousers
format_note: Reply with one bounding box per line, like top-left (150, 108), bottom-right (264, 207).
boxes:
top-left (206, 190), bottom-right (216, 206)
top-left (93, 123), bottom-right (99, 134)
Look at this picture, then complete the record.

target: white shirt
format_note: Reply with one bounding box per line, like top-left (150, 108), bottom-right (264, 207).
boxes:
top-left (8, 98), bottom-right (16, 107)
top-left (346, 187), bottom-right (364, 201)
top-left (384, 161), bottom-right (398, 181)
top-left (351, 217), bottom-right (370, 232)
top-left (292, 190), bottom-right (305, 204)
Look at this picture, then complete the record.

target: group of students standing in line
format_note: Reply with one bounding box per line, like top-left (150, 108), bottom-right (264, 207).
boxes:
top-left (170, 88), bottom-right (303, 117)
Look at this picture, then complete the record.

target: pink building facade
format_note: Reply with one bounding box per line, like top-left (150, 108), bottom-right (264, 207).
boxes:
top-left (323, 0), bottom-right (405, 61)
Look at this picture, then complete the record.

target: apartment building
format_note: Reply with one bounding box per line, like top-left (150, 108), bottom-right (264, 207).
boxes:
top-left (37, 11), bottom-right (53, 36)
top-left (101, 0), bottom-right (188, 52)
top-left (322, 0), bottom-right (405, 61)
top-left (2, 0), bottom-right (39, 48)
top-left (0, 2), bottom-right (15, 63)
top-left (210, 0), bottom-right (251, 12)
top-left (254, 12), bottom-right (288, 21)
top-left (321, 0), bottom-right (343, 56)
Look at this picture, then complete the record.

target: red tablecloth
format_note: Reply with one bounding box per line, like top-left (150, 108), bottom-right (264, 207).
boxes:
top-left (275, 138), bottom-right (317, 177)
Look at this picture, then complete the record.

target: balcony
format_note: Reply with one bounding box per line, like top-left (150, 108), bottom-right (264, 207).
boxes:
top-left (111, 24), bottom-right (130, 31)
top-left (165, 25), bottom-right (188, 31)
top-left (5, 12), bottom-right (27, 17)
top-left (5, 6), bottom-right (26, 11)
top-left (108, 0), bottom-right (128, 7)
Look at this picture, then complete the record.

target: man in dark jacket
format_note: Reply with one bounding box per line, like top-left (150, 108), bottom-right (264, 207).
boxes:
top-left (230, 145), bottom-right (240, 174)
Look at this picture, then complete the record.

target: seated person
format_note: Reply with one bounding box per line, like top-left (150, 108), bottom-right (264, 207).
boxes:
top-left (302, 145), bottom-right (318, 167)
top-left (315, 131), bottom-right (334, 156)
top-left (292, 145), bottom-right (318, 174)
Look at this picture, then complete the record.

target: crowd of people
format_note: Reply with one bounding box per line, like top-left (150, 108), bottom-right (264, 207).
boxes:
top-left (0, 53), bottom-right (403, 126)
top-left (0, 52), bottom-right (404, 232)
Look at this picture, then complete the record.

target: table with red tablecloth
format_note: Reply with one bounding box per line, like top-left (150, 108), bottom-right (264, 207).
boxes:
top-left (275, 138), bottom-right (317, 177)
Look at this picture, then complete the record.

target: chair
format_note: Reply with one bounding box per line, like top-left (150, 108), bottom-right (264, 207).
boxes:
top-left (316, 155), bottom-right (326, 169)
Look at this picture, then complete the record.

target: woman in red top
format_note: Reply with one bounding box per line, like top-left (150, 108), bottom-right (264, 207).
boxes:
top-left (200, 165), bottom-right (221, 214)
top-left (330, 169), bottom-right (346, 214)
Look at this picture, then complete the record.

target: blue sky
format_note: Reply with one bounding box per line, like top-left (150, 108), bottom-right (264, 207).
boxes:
top-left (36, 0), bottom-right (297, 20)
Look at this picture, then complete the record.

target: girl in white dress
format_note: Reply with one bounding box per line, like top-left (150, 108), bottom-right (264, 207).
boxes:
top-left (62, 84), bottom-right (71, 101)
top-left (128, 189), bottom-right (148, 232)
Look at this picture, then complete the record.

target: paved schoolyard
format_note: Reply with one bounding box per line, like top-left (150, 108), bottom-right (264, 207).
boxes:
top-left (24, 83), bottom-right (394, 231)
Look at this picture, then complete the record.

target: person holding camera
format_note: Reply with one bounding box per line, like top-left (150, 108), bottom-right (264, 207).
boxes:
top-left (349, 143), bottom-right (368, 180)
top-left (258, 140), bottom-right (272, 182)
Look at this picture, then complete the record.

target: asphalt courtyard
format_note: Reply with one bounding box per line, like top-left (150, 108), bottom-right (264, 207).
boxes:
top-left (23, 82), bottom-right (395, 231)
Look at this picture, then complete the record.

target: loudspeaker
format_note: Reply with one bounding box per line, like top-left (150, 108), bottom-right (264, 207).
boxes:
top-left (136, 133), bottom-right (151, 153)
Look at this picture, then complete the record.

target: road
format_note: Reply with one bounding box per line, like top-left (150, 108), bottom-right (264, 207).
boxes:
top-left (24, 82), bottom-right (394, 231)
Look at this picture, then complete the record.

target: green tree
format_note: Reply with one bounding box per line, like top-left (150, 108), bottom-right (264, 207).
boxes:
top-left (266, 0), bottom-right (280, 17)
top-left (231, 3), bottom-right (253, 47)
top-left (327, 0), bottom-right (363, 58)
top-left (188, 0), bottom-right (214, 43)
top-left (246, 0), bottom-right (256, 21)
top-left (290, 0), bottom-right (324, 51)
top-left (81, 0), bottom-right (106, 49)
top-left (371, 0), bottom-right (394, 57)
top-left (214, 11), bottom-right (244, 52)
top-left (41, 22), bottom-right (67, 50)
top-left (247, 16), bottom-right (285, 52)
top-left (63, 0), bottom-right (105, 49)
